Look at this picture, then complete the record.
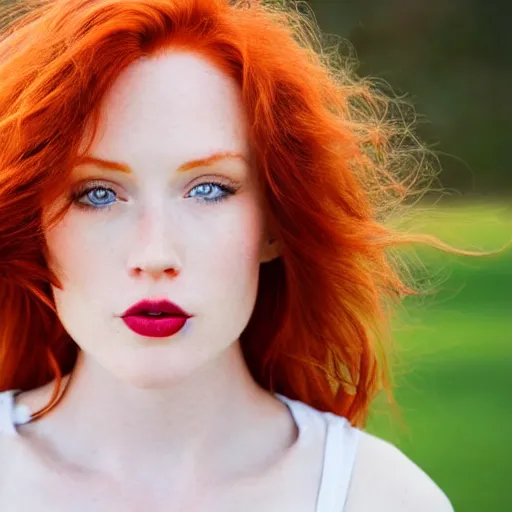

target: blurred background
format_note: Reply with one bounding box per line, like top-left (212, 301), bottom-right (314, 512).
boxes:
top-left (305, 1), bottom-right (511, 510)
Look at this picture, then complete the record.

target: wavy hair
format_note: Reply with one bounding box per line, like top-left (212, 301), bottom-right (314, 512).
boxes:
top-left (0, 0), bottom-right (459, 426)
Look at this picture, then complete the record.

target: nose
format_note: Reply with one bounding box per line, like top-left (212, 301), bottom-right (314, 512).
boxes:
top-left (127, 206), bottom-right (182, 279)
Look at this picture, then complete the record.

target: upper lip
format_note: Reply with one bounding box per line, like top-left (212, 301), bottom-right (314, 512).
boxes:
top-left (122, 299), bottom-right (191, 317)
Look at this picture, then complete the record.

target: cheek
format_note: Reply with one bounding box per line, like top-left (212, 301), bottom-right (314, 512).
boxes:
top-left (184, 201), bottom-right (264, 343)
top-left (45, 213), bottom-right (124, 344)
top-left (45, 213), bottom-right (113, 293)
top-left (201, 200), bottom-right (263, 279)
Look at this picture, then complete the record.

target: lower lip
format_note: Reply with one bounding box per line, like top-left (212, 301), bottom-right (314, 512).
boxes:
top-left (122, 315), bottom-right (189, 338)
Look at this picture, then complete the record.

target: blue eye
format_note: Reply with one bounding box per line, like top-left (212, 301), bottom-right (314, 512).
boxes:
top-left (187, 182), bottom-right (236, 203)
top-left (76, 186), bottom-right (117, 208)
top-left (72, 180), bottom-right (238, 211)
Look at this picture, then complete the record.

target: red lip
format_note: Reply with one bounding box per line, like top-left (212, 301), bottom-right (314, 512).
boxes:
top-left (121, 299), bottom-right (192, 338)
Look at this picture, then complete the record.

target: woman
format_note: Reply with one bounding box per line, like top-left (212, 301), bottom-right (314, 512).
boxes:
top-left (0, 0), bottom-right (454, 510)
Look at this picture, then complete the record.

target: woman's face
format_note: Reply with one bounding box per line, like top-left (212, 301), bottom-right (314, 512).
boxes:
top-left (44, 51), bottom-right (277, 387)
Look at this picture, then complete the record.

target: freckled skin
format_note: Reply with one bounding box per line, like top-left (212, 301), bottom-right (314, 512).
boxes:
top-left (44, 51), bottom-right (277, 388)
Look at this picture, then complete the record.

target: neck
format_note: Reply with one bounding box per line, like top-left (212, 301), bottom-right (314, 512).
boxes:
top-left (18, 342), bottom-right (296, 490)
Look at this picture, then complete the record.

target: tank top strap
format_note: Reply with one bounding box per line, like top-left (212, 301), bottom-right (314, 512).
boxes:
top-left (0, 389), bottom-right (31, 435)
top-left (275, 393), bottom-right (361, 512)
top-left (315, 411), bottom-right (361, 512)
top-left (0, 390), bottom-right (18, 435)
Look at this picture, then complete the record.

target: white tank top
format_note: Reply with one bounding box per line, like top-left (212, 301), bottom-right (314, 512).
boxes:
top-left (0, 390), bottom-right (361, 511)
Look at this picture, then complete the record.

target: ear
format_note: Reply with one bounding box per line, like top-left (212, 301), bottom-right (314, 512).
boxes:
top-left (260, 235), bottom-right (281, 264)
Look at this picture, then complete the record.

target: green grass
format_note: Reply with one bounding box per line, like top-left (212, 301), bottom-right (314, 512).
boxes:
top-left (367, 201), bottom-right (512, 512)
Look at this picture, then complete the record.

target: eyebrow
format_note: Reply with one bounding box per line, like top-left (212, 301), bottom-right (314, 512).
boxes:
top-left (75, 151), bottom-right (248, 173)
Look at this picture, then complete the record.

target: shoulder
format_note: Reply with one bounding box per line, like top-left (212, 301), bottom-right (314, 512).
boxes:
top-left (344, 430), bottom-right (454, 512)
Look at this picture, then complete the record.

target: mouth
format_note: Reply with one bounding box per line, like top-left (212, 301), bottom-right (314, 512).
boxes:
top-left (136, 311), bottom-right (175, 317)
top-left (121, 299), bottom-right (192, 338)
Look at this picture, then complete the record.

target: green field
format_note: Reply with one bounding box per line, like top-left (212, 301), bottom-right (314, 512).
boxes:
top-left (367, 202), bottom-right (512, 512)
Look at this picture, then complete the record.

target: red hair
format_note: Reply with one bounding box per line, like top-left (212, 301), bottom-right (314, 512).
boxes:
top-left (0, 0), bottom-right (457, 426)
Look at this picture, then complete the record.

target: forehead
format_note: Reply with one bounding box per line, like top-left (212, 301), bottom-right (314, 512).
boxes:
top-left (84, 51), bottom-right (250, 169)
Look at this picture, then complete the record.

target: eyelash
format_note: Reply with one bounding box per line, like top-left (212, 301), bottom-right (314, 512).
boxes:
top-left (71, 179), bottom-right (239, 211)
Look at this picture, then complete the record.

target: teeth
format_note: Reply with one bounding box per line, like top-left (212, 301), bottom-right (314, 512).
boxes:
top-left (146, 312), bottom-right (163, 316)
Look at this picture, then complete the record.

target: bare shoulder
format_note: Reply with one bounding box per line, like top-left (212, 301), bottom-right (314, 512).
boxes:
top-left (344, 430), bottom-right (454, 512)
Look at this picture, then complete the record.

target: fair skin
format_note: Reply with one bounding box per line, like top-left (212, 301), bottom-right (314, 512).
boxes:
top-left (0, 51), bottom-right (453, 511)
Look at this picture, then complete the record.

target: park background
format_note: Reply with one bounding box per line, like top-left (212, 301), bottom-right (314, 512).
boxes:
top-left (305, 1), bottom-right (511, 510)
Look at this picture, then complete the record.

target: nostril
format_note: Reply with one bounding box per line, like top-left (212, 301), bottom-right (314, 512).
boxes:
top-left (130, 267), bottom-right (180, 278)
